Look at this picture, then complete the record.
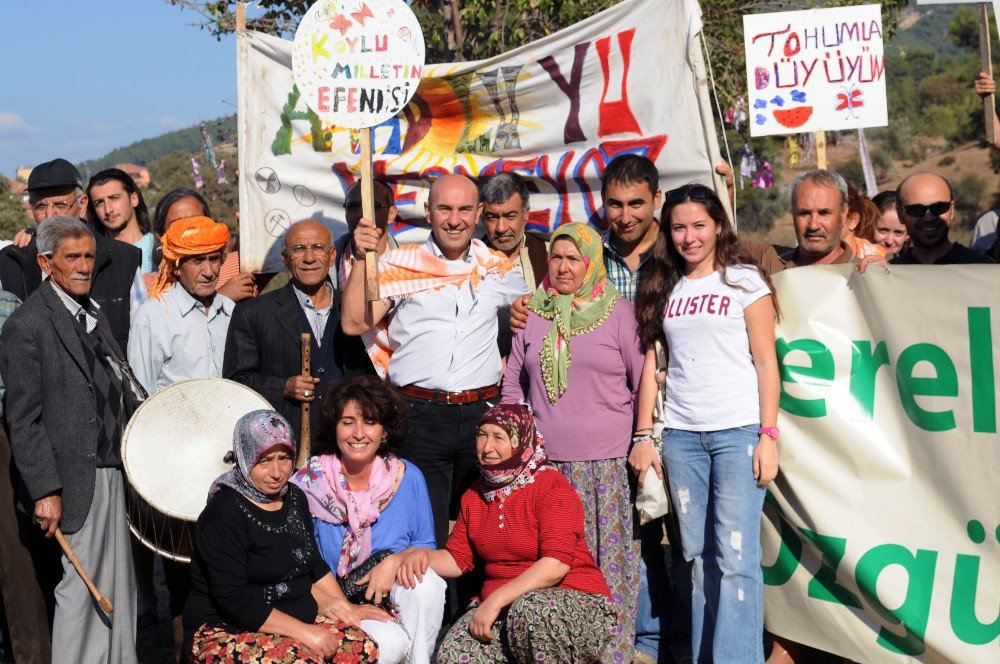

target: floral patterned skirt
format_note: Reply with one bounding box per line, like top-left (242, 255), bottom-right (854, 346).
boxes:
top-left (555, 458), bottom-right (641, 663)
top-left (435, 588), bottom-right (617, 663)
top-left (189, 615), bottom-right (378, 663)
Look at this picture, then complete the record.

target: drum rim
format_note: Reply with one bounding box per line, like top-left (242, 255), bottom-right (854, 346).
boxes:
top-left (122, 377), bottom-right (274, 522)
top-left (127, 522), bottom-right (192, 564)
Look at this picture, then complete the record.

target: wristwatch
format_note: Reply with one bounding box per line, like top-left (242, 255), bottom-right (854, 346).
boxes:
top-left (759, 426), bottom-right (780, 441)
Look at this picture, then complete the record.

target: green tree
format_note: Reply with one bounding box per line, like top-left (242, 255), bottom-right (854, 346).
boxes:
top-left (166, 0), bottom-right (907, 109)
top-left (947, 6), bottom-right (980, 50)
top-left (0, 175), bottom-right (31, 241)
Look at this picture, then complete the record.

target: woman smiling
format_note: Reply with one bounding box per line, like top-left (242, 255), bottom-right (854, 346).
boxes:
top-left (292, 376), bottom-right (444, 664)
top-left (501, 222), bottom-right (644, 660)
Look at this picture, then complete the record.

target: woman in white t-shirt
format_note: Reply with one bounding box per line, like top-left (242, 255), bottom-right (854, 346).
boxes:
top-left (631, 184), bottom-right (780, 664)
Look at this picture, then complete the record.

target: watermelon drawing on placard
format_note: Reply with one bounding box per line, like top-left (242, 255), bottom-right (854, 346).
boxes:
top-left (773, 106), bottom-right (814, 129)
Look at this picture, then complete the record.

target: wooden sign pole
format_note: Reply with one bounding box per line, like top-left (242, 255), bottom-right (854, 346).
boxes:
top-left (815, 131), bottom-right (828, 170)
top-left (235, 2), bottom-right (246, 33)
top-left (292, 0), bottom-right (423, 304)
top-left (980, 3), bottom-right (997, 145)
top-left (360, 129), bottom-right (380, 302)
top-left (298, 332), bottom-right (312, 468)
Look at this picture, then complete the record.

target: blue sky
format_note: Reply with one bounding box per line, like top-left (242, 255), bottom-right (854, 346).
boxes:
top-left (0, 0), bottom-right (244, 178)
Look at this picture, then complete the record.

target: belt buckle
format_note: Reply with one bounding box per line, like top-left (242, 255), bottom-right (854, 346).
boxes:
top-left (445, 390), bottom-right (454, 404)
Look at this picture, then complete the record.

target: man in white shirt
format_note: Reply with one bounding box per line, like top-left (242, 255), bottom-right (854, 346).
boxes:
top-left (129, 215), bottom-right (233, 395)
top-left (341, 174), bottom-right (529, 548)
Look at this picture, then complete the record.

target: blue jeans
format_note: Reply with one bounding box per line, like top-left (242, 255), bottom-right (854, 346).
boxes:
top-left (661, 425), bottom-right (765, 664)
top-left (634, 522), bottom-right (667, 660)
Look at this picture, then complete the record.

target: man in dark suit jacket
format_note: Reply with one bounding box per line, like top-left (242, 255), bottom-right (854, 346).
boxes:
top-left (0, 217), bottom-right (140, 663)
top-left (225, 220), bottom-right (353, 442)
top-left (479, 172), bottom-right (548, 357)
top-left (0, 158), bottom-right (141, 353)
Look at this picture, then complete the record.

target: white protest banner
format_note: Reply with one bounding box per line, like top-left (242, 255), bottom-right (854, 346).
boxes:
top-left (237, 0), bottom-right (724, 273)
top-left (744, 5), bottom-right (887, 137)
top-left (764, 265), bottom-right (1000, 663)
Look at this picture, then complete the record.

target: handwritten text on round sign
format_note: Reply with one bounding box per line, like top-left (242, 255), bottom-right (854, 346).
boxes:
top-left (292, 0), bottom-right (425, 129)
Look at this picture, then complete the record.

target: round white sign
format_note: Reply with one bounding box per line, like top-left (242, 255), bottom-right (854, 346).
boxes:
top-left (292, 0), bottom-right (425, 129)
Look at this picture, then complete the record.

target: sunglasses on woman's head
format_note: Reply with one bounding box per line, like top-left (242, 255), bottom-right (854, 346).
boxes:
top-left (901, 201), bottom-right (951, 219)
top-left (665, 184), bottom-right (713, 204)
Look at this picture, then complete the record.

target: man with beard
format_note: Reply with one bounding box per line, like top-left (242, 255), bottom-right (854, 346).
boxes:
top-left (86, 169), bottom-right (156, 273)
top-left (890, 172), bottom-right (994, 265)
top-left (479, 172), bottom-right (548, 288)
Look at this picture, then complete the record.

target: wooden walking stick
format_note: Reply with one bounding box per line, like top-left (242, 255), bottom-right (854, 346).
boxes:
top-left (298, 332), bottom-right (312, 468)
top-left (54, 528), bottom-right (113, 613)
top-left (979, 3), bottom-right (997, 145)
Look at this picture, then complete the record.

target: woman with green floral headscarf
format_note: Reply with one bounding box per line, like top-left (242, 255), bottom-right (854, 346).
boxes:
top-left (501, 222), bottom-right (645, 661)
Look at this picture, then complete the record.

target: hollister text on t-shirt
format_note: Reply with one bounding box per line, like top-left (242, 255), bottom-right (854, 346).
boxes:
top-left (661, 265), bottom-right (771, 431)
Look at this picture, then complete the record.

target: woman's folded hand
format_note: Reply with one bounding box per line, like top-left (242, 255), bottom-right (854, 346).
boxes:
top-left (298, 623), bottom-right (340, 659)
top-left (318, 595), bottom-right (392, 627)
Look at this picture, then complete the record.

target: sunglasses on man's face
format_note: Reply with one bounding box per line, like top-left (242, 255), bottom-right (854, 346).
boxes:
top-left (901, 201), bottom-right (951, 219)
top-left (665, 184), bottom-right (713, 205)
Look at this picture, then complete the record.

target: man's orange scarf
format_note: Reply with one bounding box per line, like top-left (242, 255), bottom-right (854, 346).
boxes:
top-left (344, 238), bottom-right (513, 377)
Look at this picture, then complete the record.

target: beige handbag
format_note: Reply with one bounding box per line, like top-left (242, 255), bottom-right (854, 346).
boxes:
top-left (636, 340), bottom-right (670, 525)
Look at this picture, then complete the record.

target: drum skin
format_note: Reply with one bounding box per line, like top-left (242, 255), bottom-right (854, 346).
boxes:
top-left (122, 378), bottom-right (273, 562)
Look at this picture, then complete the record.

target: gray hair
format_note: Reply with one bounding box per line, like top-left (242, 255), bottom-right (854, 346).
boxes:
top-left (479, 172), bottom-right (529, 209)
top-left (790, 169), bottom-right (848, 210)
top-left (36, 216), bottom-right (94, 256)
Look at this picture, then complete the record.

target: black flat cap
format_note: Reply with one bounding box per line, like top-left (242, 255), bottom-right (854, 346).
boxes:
top-left (27, 158), bottom-right (83, 191)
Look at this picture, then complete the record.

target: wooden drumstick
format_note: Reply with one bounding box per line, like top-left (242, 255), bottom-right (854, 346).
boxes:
top-left (360, 129), bottom-right (380, 302)
top-left (298, 332), bottom-right (312, 468)
top-left (54, 528), bottom-right (113, 613)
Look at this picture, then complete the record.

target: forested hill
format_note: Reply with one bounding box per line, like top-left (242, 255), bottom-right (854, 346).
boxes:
top-left (76, 115), bottom-right (236, 176)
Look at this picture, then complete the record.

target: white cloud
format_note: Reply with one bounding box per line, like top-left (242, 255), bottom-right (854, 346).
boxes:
top-left (158, 115), bottom-right (187, 129)
top-left (0, 112), bottom-right (35, 133)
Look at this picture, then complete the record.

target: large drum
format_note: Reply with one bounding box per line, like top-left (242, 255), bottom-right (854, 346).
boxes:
top-left (122, 378), bottom-right (273, 562)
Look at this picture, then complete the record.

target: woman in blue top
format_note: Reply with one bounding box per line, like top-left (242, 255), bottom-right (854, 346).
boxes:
top-left (291, 376), bottom-right (444, 664)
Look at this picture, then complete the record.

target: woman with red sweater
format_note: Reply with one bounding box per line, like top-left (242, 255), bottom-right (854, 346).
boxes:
top-left (396, 403), bottom-right (616, 663)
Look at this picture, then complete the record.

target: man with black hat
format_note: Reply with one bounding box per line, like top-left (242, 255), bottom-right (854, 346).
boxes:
top-left (0, 158), bottom-right (142, 352)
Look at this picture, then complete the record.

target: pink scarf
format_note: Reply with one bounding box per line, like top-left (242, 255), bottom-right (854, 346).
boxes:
top-left (292, 453), bottom-right (402, 576)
